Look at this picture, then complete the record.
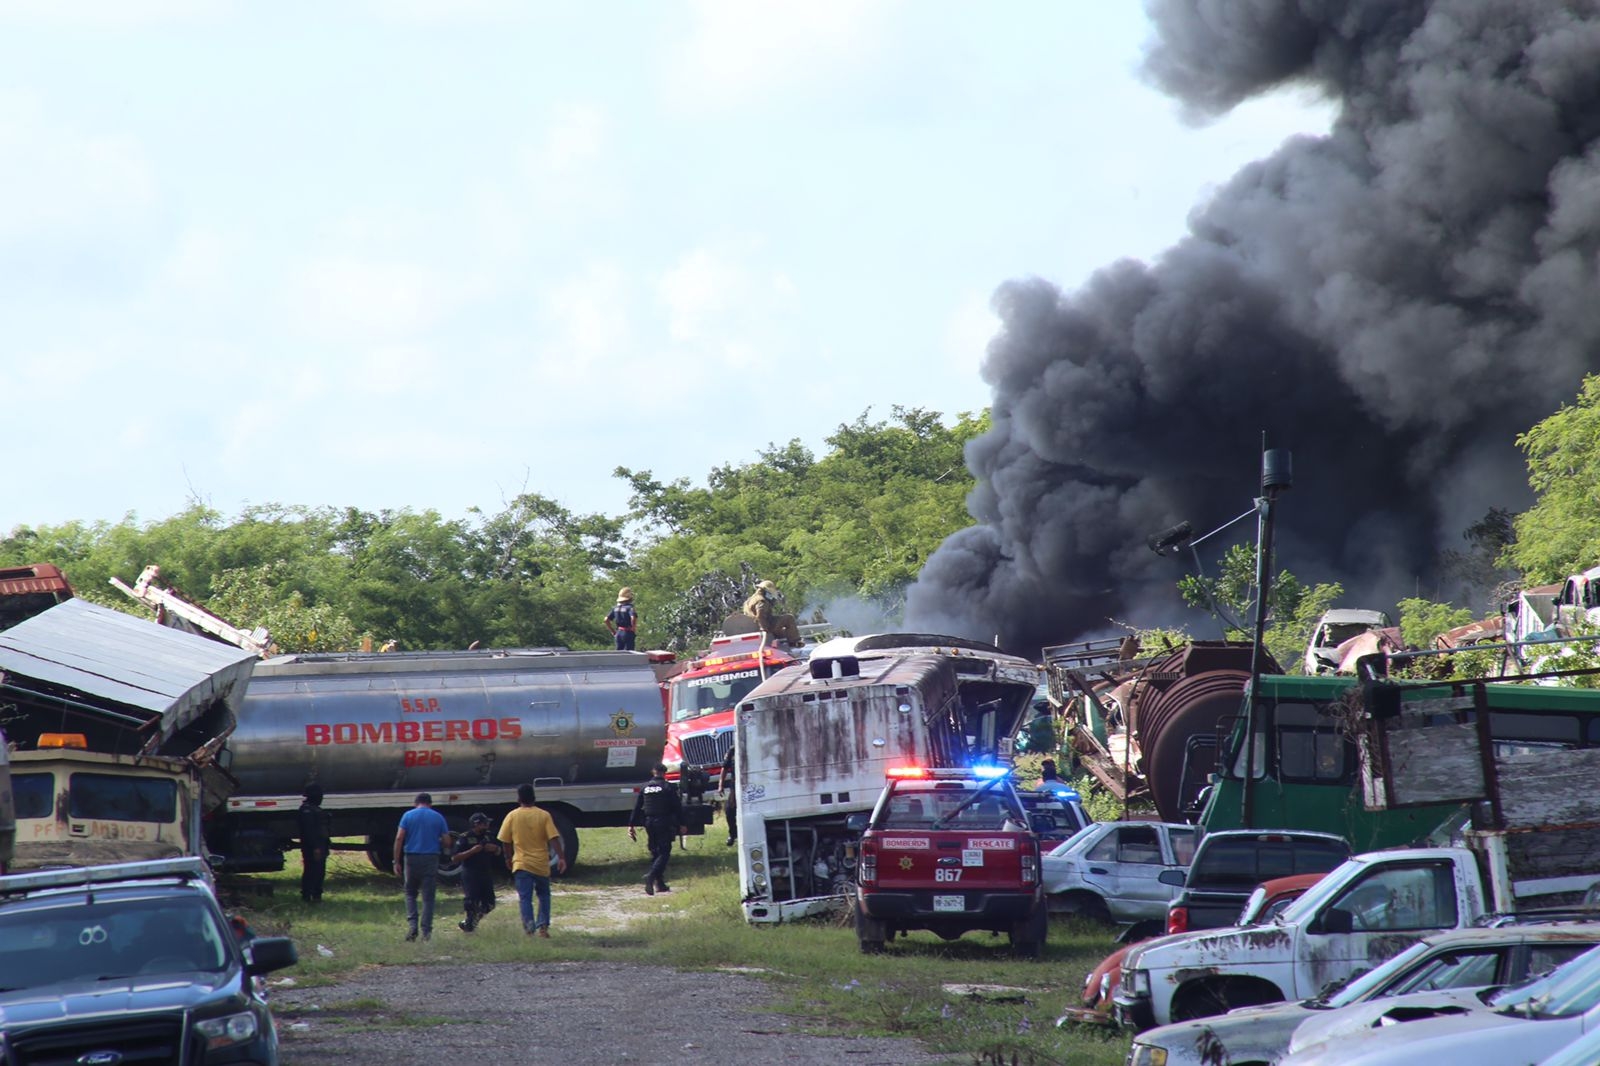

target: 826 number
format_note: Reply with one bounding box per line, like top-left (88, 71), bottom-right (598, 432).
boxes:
top-left (403, 750), bottom-right (442, 767)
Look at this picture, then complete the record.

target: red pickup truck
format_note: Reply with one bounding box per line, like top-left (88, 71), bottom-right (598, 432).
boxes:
top-left (852, 766), bottom-right (1047, 957)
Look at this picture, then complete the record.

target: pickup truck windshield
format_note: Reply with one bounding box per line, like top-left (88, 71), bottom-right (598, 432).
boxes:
top-left (883, 782), bottom-right (1024, 831)
top-left (0, 896), bottom-right (230, 990)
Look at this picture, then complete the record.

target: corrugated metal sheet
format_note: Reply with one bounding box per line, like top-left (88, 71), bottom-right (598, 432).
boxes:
top-left (0, 598), bottom-right (257, 741)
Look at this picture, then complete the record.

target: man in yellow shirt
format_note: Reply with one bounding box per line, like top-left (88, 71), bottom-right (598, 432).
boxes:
top-left (498, 783), bottom-right (569, 937)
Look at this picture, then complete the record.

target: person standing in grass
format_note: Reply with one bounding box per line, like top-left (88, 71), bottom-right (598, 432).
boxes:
top-left (499, 783), bottom-right (568, 937)
top-left (297, 783), bottom-right (332, 904)
top-left (453, 812), bottom-right (502, 932)
top-left (629, 762), bottom-right (682, 895)
top-left (393, 792), bottom-right (452, 942)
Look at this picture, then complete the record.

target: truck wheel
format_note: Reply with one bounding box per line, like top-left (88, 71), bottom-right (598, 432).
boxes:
top-left (854, 901), bottom-right (886, 954)
top-left (549, 809), bottom-right (579, 876)
top-left (365, 833), bottom-right (393, 873)
top-left (1010, 905), bottom-right (1048, 959)
top-left (1172, 978), bottom-right (1281, 1022)
top-left (1056, 891), bottom-right (1111, 924)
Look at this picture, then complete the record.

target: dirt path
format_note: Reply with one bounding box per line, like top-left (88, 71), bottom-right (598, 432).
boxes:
top-left (273, 960), bottom-right (958, 1066)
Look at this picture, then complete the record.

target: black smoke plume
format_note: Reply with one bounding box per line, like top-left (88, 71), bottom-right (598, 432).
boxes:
top-left (908, 0), bottom-right (1600, 656)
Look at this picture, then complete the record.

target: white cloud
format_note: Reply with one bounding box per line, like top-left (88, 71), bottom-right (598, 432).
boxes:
top-left (541, 103), bottom-right (606, 172)
top-left (658, 247), bottom-right (739, 342)
top-left (0, 91), bottom-right (156, 240)
top-left (666, 0), bottom-right (901, 109)
top-left (288, 256), bottom-right (472, 343)
top-left (538, 261), bottom-right (633, 374)
top-left (944, 290), bottom-right (1000, 380)
top-left (0, 0), bottom-right (225, 25)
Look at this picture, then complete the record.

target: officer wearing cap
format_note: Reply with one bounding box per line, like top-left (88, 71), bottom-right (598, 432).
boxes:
top-left (628, 762), bottom-right (682, 895)
top-left (452, 811), bottom-right (502, 932)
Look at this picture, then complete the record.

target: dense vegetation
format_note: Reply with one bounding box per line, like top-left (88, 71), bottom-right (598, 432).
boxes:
top-left (0, 406), bottom-right (986, 655)
top-left (7, 372), bottom-right (1600, 663)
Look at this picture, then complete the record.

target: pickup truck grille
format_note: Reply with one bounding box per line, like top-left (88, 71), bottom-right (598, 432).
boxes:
top-left (8, 1015), bottom-right (187, 1066)
top-left (681, 728), bottom-right (733, 770)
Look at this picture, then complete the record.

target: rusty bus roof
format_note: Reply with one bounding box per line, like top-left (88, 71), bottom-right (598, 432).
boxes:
top-left (0, 598), bottom-right (257, 745)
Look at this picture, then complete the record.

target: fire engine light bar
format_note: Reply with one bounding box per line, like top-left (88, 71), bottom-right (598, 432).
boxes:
top-left (885, 766), bottom-right (928, 778)
top-left (971, 765), bottom-right (1010, 779)
top-left (1051, 788), bottom-right (1081, 801)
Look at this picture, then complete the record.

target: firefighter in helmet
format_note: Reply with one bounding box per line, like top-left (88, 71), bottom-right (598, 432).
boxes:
top-left (742, 580), bottom-right (802, 645)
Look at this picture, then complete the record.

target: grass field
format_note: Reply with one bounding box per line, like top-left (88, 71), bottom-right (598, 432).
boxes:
top-left (232, 826), bottom-right (1134, 1066)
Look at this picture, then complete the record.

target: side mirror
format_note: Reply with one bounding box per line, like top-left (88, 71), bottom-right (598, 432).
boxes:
top-left (845, 813), bottom-right (870, 834)
top-left (243, 936), bottom-right (299, 975)
top-left (1157, 869), bottom-right (1187, 888)
top-left (1316, 907), bottom-right (1354, 935)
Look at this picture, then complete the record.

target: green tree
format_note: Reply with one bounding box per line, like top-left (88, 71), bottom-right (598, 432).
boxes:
top-left (1507, 373), bottom-right (1600, 583)
top-left (617, 406), bottom-right (986, 650)
top-left (1178, 543), bottom-right (1342, 673)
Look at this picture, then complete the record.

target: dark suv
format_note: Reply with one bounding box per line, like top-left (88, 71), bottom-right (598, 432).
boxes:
top-left (0, 857), bottom-right (298, 1063)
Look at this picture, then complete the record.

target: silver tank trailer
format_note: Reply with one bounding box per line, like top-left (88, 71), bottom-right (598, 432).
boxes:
top-left (213, 648), bottom-right (667, 872)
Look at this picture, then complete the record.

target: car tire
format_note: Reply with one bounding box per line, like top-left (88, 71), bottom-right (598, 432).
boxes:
top-left (1056, 891), bottom-right (1112, 924)
top-left (1009, 905), bottom-right (1048, 959)
top-left (854, 901), bottom-right (887, 955)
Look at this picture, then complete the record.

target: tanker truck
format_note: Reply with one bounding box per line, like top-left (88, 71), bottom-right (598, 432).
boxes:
top-left (206, 646), bottom-right (667, 874)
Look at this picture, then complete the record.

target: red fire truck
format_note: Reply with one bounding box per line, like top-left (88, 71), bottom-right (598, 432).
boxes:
top-left (661, 632), bottom-right (800, 788)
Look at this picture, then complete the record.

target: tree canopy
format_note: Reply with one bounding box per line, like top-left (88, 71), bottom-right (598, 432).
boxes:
top-left (0, 407), bottom-right (987, 654)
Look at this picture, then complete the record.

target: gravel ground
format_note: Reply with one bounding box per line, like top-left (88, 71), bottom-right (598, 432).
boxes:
top-left (274, 960), bottom-right (959, 1066)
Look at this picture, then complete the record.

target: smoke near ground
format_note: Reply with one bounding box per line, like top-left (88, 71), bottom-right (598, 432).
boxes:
top-left (908, 0), bottom-right (1600, 656)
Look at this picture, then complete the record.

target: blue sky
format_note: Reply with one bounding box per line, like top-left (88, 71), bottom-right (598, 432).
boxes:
top-left (2, 1), bottom-right (1332, 531)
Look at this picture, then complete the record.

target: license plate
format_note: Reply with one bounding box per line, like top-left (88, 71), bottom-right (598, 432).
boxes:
top-left (933, 894), bottom-right (965, 912)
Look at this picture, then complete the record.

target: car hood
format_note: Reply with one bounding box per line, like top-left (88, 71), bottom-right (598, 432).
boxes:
top-left (0, 971), bottom-right (236, 1027)
top-left (1282, 1008), bottom-right (1574, 1066)
top-left (1287, 986), bottom-right (1492, 1055)
top-left (1127, 923), bottom-right (1293, 970)
top-left (1136, 1000), bottom-right (1316, 1062)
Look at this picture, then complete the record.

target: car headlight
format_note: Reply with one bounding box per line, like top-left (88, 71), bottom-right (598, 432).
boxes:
top-left (195, 1011), bottom-right (259, 1049)
top-left (1124, 968), bottom-right (1150, 998)
top-left (1128, 1043), bottom-right (1168, 1066)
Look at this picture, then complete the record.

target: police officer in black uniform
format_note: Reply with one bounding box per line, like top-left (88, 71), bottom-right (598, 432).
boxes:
top-left (453, 812), bottom-right (502, 931)
top-left (298, 783), bottom-right (332, 903)
top-left (721, 743), bottom-right (738, 846)
top-left (628, 762), bottom-right (681, 895)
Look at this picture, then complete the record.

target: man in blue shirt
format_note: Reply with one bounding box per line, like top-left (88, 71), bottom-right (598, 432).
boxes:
top-left (393, 792), bottom-right (452, 942)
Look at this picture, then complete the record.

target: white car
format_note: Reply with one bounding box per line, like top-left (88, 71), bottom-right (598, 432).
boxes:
top-left (1280, 941), bottom-right (1600, 1065)
top-left (1125, 923), bottom-right (1600, 1066)
top-left (1303, 609), bottom-right (1392, 674)
top-left (1041, 820), bottom-right (1197, 928)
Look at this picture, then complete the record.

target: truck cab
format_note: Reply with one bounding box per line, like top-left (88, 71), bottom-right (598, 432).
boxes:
top-left (853, 765), bottom-right (1045, 957)
top-left (1116, 846), bottom-right (1493, 1031)
top-left (661, 632), bottom-right (797, 788)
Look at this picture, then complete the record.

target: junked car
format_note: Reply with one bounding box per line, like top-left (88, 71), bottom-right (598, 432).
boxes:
top-left (1065, 872), bottom-right (1326, 1027)
top-left (1279, 940), bottom-right (1600, 1066)
top-left (1126, 922), bottom-right (1600, 1066)
top-left (1041, 820), bottom-right (1198, 931)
